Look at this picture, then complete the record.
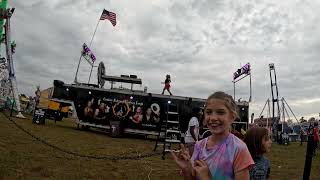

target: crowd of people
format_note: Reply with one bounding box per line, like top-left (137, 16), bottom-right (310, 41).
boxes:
top-left (313, 122), bottom-right (319, 156)
top-left (299, 120), bottom-right (319, 156)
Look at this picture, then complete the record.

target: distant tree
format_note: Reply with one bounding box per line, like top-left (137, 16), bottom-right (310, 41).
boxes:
top-left (308, 117), bottom-right (316, 123)
top-left (287, 119), bottom-right (293, 125)
top-left (300, 117), bottom-right (307, 123)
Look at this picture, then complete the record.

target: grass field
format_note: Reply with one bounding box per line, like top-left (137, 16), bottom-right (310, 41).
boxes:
top-left (0, 111), bottom-right (319, 180)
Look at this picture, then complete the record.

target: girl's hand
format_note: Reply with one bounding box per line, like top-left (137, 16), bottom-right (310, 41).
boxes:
top-left (170, 144), bottom-right (193, 175)
top-left (194, 160), bottom-right (211, 180)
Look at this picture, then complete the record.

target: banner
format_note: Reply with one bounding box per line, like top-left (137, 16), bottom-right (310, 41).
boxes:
top-left (233, 63), bottom-right (251, 80)
top-left (81, 43), bottom-right (96, 65)
top-left (81, 95), bottom-right (162, 131)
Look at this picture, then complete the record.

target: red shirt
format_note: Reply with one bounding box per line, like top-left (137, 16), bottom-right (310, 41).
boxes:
top-left (313, 127), bottom-right (319, 142)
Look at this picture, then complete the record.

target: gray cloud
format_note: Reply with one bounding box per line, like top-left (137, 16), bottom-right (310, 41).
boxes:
top-left (5, 0), bottom-right (320, 120)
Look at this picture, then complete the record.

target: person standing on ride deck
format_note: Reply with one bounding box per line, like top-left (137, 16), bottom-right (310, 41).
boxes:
top-left (161, 74), bottom-right (172, 95)
top-left (171, 91), bottom-right (254, 180)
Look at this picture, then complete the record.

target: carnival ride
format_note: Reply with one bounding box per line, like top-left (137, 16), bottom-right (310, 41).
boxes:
top-left (256, 63), bottom-right (306, 143)
top-left (51, 54), bottom-right (251, 141)
top-left (269, 63), bottom-right (281, 140)
top-left (0, 3), bottom-right (25, 118)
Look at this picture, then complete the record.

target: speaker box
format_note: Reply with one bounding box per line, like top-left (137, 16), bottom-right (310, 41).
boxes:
top-left (32, 108), bottom-right (46, 125)
top-left (238, 105), bottom-right (249, 123)
top-left (53, 80), bottom-right (64, 87)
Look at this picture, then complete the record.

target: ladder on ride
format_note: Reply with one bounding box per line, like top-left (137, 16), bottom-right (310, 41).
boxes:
top-left (154, 102), bottom-right (181, 159)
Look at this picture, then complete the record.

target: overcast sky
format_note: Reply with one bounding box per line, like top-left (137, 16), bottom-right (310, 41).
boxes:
top-left (7, 0), bottom-right (320, 121)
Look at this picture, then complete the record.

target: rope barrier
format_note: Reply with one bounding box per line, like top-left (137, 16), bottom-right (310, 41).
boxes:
top-left (1, 112), bottom-right (162, 161)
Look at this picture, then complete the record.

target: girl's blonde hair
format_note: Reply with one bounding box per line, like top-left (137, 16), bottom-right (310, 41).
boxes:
top-left (205, 91), bottom-right (239, 120)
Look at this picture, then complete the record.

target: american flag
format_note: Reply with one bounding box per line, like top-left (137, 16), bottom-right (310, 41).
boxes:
top-left (100, 9), bottom-right (116, 26)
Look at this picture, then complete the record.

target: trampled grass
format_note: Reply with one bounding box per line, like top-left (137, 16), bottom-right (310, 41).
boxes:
top-left (0, 111), bottom-right (319, 180)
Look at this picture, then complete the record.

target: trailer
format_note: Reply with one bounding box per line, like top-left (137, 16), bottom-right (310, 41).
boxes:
top-left (51, 84), bottom-right (249, 138)
top-left (50, 62), bottom-right (249, 137)
top-left (46, 99), bottom-right (71, 121)
top-left (36, 87), bottom-right (72, 122)
top-left (51, 80), bottom-right (205, 137)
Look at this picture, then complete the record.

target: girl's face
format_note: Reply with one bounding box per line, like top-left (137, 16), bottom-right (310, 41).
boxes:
top-left (136, 107), bottom-right (142, 113)
top-left (262, 134), bottom-right (272, 153)
top-left (204, 99), bottom-right (235, 135)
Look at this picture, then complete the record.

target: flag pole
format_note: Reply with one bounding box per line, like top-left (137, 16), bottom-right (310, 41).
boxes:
top-left (89, 18), bottom-right (101, 48)
top-left (87, 16), bottom-right (101, 84)
top-left (87, 63), bottom-right (94, 83)
top-left (74, 53), bottom-right (83, 83)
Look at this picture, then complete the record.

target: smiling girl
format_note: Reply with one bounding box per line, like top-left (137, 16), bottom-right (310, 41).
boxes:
top-left (171, 91), bottom-right (254, 180)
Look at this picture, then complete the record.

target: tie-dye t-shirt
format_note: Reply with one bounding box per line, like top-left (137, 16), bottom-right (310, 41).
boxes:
top-left (191, 133), bottom-right (254, 180)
